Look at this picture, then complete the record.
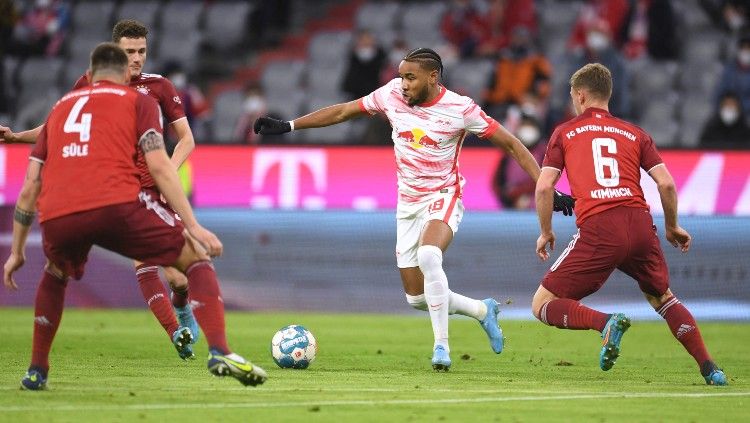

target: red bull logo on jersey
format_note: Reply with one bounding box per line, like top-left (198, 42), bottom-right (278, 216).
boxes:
top-left (398, 128), bottom-right (440, 150)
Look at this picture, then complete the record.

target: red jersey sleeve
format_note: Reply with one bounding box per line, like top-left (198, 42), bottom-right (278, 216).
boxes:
top-left (135, 94), bottom-right (164, 143)
top-left (71, 74), bottom-right (89, 90)
top-left (542, 127), bottom-right (565, 171)
top-left (30, 123), bottom-right (49, 163)
top-left (639, 131), bottom-right (663, 172)
top-left (158, 78), bottom-right (186, 124)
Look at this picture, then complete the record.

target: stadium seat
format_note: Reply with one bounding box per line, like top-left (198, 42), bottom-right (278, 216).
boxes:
top-left (682, 31), bottom-right (727, 65)
top-left (539, 0), bottom-right (583, 33)
top-left (678, 95), bottom-right (714, 147)
top-left (114, 1), bottom-right (162, 31)
top-left (2, 56), bottom-right (20, 102)
top-left (631, 60), bottom-right (678, 115)
top-left (640, 116), bottom-right (679, 147)
top-left (679, 62), bottom-right (723, 96)
top-left (355, 1), bottom-right (402, 45)
top-left (445, 58), bottom-right (494, 101)
top-left (401, 2), bottom-right (448, 49)
top-left (307, 64), bottom-right (346, 98)
top-left (161, 0), bottom-right (204, 31)
top-left (677, 0), bottom-right (714, 31)
top-left (65, 31), bottom-right (112, 80)
top-left (261, 60), bottom-right (306, 97)
top-left (265, 90), bottom-right (306, 122)
top-left (70, 0), bottom-right (116, 39)
top-left (156, 32), bottom-right (204, 74)
top-left (308, 31), bottom-right (353, 68)
top-left (15, 88), bottom-right (61, 130)
top-left (203, 1), bottom-right (254, 52)
top-left (18, 58), bottom-right (64, 91)
top-left (211, 89), bottom-right (245, 143)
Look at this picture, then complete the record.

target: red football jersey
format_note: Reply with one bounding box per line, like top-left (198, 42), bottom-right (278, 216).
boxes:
top-left (31, 80), bottom-right (163, 222)
top-left (73, 72), bottom-right (186, 188)
top-left (542, 107), bottom-right (663, 225)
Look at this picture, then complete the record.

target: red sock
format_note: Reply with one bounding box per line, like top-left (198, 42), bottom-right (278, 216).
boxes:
top-left (30, 270), bottom-right (68, 375)
top-left (136, 265), bottom-right (179, 337)
top-left (656, 296), bottom-right (711, 367)
top-left (186, 261), bottom-right (229, 354)
top-left (171, 286), bottom-right (189, 308)
top-left (540, 298), bottom-right (610, 331)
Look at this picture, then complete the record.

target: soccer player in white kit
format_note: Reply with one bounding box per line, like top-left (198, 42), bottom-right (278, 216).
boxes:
top-left (254, 48), bottom-right (574, 370)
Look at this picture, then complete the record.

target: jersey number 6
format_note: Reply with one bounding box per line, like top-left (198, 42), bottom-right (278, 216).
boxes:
top-left (592, 137), bottom-right (619, 187)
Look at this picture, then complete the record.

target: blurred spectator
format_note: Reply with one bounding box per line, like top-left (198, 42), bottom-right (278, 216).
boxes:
top-left (492, 114), bottom-right (546, 209)
top-left (700, 0), bottom-right (750, 33)
top-left (233, 82), bottom-right (267, 144)
top-left (342, 30), bottom-right (387, 100)
top-left (7, 0), bottom-right (69, 57)
top-left (700, 91), bottom-right (750, 148)
top-left (380, 37), bottom-right (409, 83)
top-left (440, 0), bottom-right (486, 58)
top-left (162, 61), bottom-right (210, 140)
top-left (620, 0), bottom-right (678, 60)
top-left (563, 20), bottom-right (631, 118)
top-left (568, 0), bottom-right (630, 51)
top-left (476, 0), bottom-right (538, 56)
top-left (715, 34), bottom-right (750, 113)
top-left (0, 0), bottom-right (16, 116)
top-left (483, 27), bottom-right (552, 123)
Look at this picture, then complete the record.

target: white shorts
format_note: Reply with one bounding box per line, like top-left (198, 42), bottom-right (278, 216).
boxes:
top-left (395, 189), bottom-right (464, 268)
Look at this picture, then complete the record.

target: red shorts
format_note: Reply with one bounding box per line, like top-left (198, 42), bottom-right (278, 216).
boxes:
top-left (541, 206), bottom-right (669, 299)
top-left (41, 193), bottom-right (185, 280)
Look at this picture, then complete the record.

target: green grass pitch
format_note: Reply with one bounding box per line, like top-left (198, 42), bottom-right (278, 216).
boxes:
top-left (0, 308), bottom-right (747, 422)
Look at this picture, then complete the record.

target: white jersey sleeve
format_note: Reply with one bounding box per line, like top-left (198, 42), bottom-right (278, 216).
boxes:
top-left (462, 99), bottom-right (499, 139)
top-left (358, 79), bottom-right (400, 115)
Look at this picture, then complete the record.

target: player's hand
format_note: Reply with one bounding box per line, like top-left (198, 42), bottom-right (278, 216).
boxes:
top-left (666, 226), bottom-right (691, 253)
top-left (0, 125), bottom-right (18, 144)
top-left (536, 231), bottom-right (555, 261)
top-left (552, 190), bottom-right (575, 216)
top-left (186, 225), bottom-right (223, 257)
top-left (253, 117), bottom-right (292, 135)
top-left (3, 253), bottom-right (25, 291)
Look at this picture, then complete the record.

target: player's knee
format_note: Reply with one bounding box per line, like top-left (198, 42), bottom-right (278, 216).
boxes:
top-left (647, 289), bottom-right (675, 310)
top-left (417, 245), bottom-right (443, 280)
top-left (44, 261), bottom-right (68, 281)
top-left (405, 293), bottom-right (427, 311)
top-left (164, 267), bottom-right (187, 289)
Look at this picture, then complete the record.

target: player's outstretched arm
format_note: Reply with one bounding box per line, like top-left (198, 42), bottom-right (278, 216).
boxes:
top-left (486, 125), bottom-right (541, 181)
top-left (254, 100), bottom-right (364, 135)
top-left (141, 130), bottom-right (223, 257)
top-left (648, 164), bottom-right (691, 252)
top-left (0, 124), bottom-right (44, 144)
top-left (535, 168), bottom-right (560, 261)
top-left (4, 160), bottom-right (43, 290)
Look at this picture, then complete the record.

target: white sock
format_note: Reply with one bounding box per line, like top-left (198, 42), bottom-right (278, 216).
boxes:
top-left (418, 245), bottom-right (450, 351)
top-left (405, 293), bottom-right (427, 311)
top-left (449, 291), bottom-right (487, 321)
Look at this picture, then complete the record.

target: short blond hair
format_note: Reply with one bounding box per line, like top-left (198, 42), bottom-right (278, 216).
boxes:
top-left (570, 63), bottom-right (612, 101)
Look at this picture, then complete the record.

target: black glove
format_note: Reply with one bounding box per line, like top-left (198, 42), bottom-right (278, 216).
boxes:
top-left (253, 117), bottom-right (292, 135)
top-left (553, 190), bottom-right (575, 216)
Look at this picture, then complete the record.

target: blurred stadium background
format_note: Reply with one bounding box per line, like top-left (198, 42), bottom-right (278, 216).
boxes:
top-left (1, 0), bottom-right (748, 320)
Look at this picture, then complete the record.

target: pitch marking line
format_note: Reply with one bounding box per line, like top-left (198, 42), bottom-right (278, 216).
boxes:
top-left (0, 392), bottom-right (748, 412)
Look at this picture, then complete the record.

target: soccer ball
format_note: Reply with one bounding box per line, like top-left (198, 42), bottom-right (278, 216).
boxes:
top-left (271, 325), bottom-right (317, 369)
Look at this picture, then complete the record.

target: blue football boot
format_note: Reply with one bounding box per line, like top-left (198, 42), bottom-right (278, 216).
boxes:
top-left (174, 304), bottom-right (200, 344)
top-left (431, 345), bottom-right (451, 372)
top-left (599, 313), bottom-right (631, 371)
top-left (172, 326), bottom-right (195, 360)
top-left (479, 298), bottom-right (504, 354)
top-left (20, 368), bottom-right (47, 391)
top-left (702, 361), bottom-right (728, 386)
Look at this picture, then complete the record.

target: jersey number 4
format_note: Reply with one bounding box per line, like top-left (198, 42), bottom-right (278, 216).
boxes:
top-left (64, 96), bottom-right (92, 142)
top-left (592, 137), bottom-right (619, 187)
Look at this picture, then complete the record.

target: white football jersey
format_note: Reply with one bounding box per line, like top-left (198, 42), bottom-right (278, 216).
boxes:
top-left (359, 78), bottom-right (499, 203)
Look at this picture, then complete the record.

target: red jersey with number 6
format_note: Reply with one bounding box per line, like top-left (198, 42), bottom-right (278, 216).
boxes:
top-left (31, 80), bottom-right (163, 223)
top-left (542, 107), bottom-right (663, 226)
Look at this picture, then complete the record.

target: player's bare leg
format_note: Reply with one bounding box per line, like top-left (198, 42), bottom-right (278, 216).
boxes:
top-left (163, 265), bottom-right (200, 344)
top-left (532, 285), bottom-right (629, 371)
top-left (644, 289), bottom-right (727, 385)
top-left (133, 259), bottom-right (194, 359)
top-left (172, 236), bottom-right (267, 386)
top-left (21, 262), bottom-right (68, 390)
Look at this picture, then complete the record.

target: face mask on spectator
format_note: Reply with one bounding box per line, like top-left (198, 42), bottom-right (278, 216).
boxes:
top-left (727, 11), bottom-right (746, 31)
top-left (243, 95), bottom-right (265, 114)
top-left (356, 47), bottom-right (377, 62)
top-left (517, 125), bottom-right (540, 147)
top-left (720, 106), bottom-right (740, 125)
top-left (738, 49), bottom-right (750, 66)
top-left (586, 31), bottom-right (610, 52)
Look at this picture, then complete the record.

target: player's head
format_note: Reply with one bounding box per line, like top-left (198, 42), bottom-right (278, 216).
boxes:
top-left (399, 47), bottom-right (443, 106)
top-left (112, 19), bottom-right (148, 78)
top-left (88, 42), bottom-right (129, 84)
top-left (569, 63), bottom-right (612, 115)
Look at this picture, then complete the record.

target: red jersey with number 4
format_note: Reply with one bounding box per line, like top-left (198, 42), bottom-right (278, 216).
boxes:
top-left (542, 107), bottom-right (663, 226)
top-left (31, 80), bottom-right (163, 223)
top-left (73, 72), bottom-right (185, 188)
